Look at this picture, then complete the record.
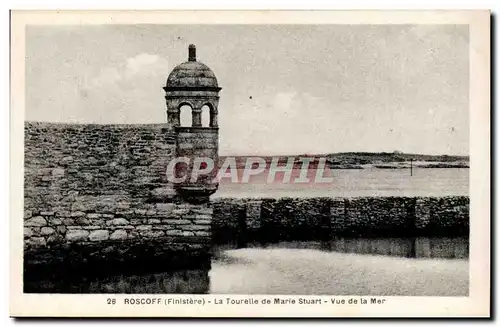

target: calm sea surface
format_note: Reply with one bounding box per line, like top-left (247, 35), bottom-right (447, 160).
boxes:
top-left (213, 168), bottom-right (469, 199)
top-left (210, 247), bottom-right (469, 295)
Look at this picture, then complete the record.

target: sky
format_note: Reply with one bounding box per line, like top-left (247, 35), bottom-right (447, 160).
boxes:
top-left (25, 24), bottom-right (469, 156)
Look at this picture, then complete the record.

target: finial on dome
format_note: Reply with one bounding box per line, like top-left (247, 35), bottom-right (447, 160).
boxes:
top-left (188, 44), bottom-right (196, 61)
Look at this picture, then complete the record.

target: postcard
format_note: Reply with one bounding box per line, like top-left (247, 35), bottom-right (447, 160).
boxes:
top-left (9, 9), bottom-right (490, 318)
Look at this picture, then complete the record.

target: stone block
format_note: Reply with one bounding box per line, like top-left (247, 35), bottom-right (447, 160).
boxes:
top-left (117, 202), bottom-right (131, 210)
top-left (191, 206), bottom-right (214, 216)
top-left (46, 235), bottom-right (64, 245)
top-left (48, 218), bottom-right (63, 225)
top-left (106, 218), bottom-right (129, 226)
top-left (89, 230), bottom-right (110, 241)
top-left (66, 230), bottom-right (89, 241)
top-left (140, 230), bottom-right (165, 238)
top-left (246, 201), bottom-right (262, 229)
top-left (129, 218), bottom-right (141, 225)
top-left (191, 214), bottom-right (212, 220)
top-left (194, 231), bottom-right (210, 237)
top-left (75, 217), bottom-right (91, 225)
top-left (162, 219), bottom-right (191, 225)
top-left (40, 227), bottom-right (55, 236)
top-left (110, 230), bottom-right (128, 240)
top-left (172, 209), bottom-right (190, 216)
top-left (166, 230), bottom-right (184, 236)
top-left (27, 237), bottom-right (46, 247)
top-left (155, 203), bottom-right (174, 213)
top-left (152, 225), bottom-right (171, 231)
top-left (128, 231), bottom-right (139, 239)
top-left (40, 211), bottom-right (55, 216)
top-left (116, 210), bottom-right (134, 218)
top-left (63, 218), bottom-right (75, 226)
top-left (25, 216), bottom-right (47, 227)
top-left (82, 226), bottom-right (102, 230)
top-left (150, 188), bottom-right (176, 202)
top-left (51, 168), bottom-right (65, 177)
top-left (24, 227), bottom-right (33, 238)
top-left (181, 224), bottom-right (209, 231)
top-left (90, 218), bottom-right (105, 226)
top-left (194, 219), bottom-right (211, 225)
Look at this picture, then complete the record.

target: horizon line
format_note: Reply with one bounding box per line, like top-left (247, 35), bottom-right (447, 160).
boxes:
top-left (218, 152), bottom-right (470, 158)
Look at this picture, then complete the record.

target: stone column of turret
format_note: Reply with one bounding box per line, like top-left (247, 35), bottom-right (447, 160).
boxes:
top-left (164, 44), bottom-right (222, 203)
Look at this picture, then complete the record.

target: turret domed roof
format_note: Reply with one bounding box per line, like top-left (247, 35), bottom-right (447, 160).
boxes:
top-left (165, 45), bottom-right (219, 89)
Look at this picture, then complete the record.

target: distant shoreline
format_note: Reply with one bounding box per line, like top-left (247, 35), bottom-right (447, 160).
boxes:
top-left (219, 152), bottom-right (470, 170)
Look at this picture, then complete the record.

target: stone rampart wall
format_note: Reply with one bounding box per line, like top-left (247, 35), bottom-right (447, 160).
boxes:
top-left (23, 122), bottom-right (213, 292)
top-left (212, 196), bottom-right (469, 245)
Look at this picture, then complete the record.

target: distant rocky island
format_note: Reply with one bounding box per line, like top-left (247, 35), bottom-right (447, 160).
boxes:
top-left (219, 152), bottom-right (469, 169)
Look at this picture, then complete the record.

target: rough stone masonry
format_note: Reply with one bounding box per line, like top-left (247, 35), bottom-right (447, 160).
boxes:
top-left (23, 122), bottom-right (215, 292)
top-left (211, 196), bottom-right (469, 249)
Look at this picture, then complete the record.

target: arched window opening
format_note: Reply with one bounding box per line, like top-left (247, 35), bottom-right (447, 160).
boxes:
top-left (201, 105), bottom-right (211, 127)
top-left (179, 104), bottom-right (192, 127)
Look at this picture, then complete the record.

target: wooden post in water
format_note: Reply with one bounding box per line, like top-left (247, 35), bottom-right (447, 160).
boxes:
top-left (410, 159), bottom-right (413, 177)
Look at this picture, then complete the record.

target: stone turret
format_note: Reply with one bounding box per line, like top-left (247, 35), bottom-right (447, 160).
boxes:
top-left (164, 45), bottom-right (221, 203)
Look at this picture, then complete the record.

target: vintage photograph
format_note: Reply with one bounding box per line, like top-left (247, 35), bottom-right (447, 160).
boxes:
top-left (10, 10), bottom-right (490, 318)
